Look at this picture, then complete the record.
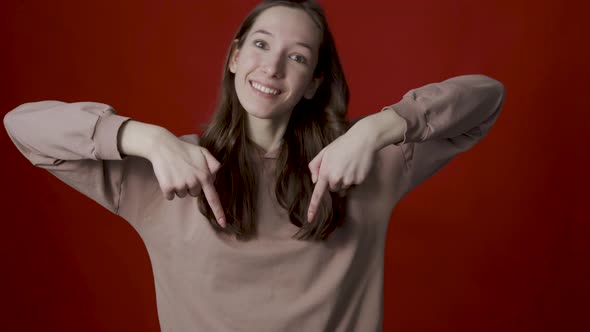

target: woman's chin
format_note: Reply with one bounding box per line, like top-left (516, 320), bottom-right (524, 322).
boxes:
top-left (244, 107), bottom-right (290, 122)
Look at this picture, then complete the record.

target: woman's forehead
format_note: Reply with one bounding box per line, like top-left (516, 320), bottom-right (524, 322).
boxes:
top-left (248, 6), bottom-right (321, 49)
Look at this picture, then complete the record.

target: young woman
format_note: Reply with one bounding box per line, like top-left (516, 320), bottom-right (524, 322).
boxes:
top-left (4, 0), bottom-right (505, 331)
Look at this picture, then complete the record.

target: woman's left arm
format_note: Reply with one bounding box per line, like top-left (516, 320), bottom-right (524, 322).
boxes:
top-left (307, 74), bottom-right (506, 222)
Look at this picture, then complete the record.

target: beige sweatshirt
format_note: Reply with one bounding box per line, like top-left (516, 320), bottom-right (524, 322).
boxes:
top-left (4, 74), bottom-right (505, 332)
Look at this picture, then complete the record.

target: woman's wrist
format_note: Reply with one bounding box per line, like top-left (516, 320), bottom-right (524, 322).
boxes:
top-left (355, 108), bottom-right (407, 151)
top-left (118, 120), bottom-right (168, 160)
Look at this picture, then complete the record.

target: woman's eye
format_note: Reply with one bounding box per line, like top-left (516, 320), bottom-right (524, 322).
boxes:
top-left (254, 40), bottom-right (266, 49)
top-left (291, 54), bottom-right (307, 64)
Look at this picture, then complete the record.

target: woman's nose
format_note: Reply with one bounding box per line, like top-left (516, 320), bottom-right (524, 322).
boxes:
top-left (261, 54), bottom-right (285, 78)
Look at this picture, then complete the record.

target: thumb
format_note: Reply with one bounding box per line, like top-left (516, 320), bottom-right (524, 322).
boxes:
top-left (200, 148), bottom-right (221, 174)
top-left (308, 148), bottom-right (325, 184)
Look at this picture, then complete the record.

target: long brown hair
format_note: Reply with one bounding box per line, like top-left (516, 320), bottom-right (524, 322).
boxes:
top-left (198, 0), bottom-right (349, 241)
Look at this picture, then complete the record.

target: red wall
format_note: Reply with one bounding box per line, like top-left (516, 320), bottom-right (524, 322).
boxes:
top-left (1, 0), bottom-right (588, 331)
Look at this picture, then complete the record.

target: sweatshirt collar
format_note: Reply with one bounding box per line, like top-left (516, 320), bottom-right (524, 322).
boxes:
top-left (251, 139), bottom-right (282, 160)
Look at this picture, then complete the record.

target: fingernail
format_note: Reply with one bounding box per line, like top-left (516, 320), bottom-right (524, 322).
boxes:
top-left (218, 217), bottom-right (225, 228)
top-left (307, 213), bottom-right (313, 223)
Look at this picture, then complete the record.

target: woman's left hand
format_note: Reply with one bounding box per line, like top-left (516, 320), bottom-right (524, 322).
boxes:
top-left (307, 120), bottom-right (378, 223)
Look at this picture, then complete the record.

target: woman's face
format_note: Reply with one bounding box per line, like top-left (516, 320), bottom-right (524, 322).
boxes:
top-left (229, 6), bottom-right (323, 122)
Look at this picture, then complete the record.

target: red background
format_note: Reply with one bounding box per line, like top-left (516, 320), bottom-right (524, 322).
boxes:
top-left (1, 0), bottom-right (588, 331)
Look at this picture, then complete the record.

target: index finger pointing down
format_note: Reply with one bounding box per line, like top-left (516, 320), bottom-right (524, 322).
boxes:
top-left (201, 182), bottom-right (226, 228)
top-left (308, 177), bottom-right (328, 223)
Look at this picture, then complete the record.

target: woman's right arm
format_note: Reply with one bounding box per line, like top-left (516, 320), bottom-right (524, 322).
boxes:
top-left (3, 101), bottom-right (225, 226)
top-left (4, 101), bottom-right (135, 217)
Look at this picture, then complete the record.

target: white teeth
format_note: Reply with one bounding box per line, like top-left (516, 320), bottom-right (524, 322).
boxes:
top-left (251, 81), bottom-right (280, 95)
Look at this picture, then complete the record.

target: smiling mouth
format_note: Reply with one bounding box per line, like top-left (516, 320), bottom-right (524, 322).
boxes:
top-left (249, 80), bottom-right (282, 96)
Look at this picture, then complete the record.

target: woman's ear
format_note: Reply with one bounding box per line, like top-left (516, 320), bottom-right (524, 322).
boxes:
top-left (304, 74), bottom-right (324, 99)
top-left (229, 40), bottom-right (240, 74)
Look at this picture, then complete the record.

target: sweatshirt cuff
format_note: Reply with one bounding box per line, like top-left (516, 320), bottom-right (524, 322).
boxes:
top-left (379, 106), bottom-right (408, 146)
top-left (94, 112), bottom-right (131, 160)
top-left (382, 97), bottom-right (429, 145)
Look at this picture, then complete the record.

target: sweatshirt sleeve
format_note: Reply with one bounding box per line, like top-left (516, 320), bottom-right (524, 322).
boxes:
top-left (3, 100), bottom-right (132, 216)
top-left (384, 74), bottom-right (506, 195)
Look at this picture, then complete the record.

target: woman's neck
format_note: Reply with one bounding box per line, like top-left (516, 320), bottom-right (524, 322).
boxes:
top-left (246, 113), bottom-right (290, 153)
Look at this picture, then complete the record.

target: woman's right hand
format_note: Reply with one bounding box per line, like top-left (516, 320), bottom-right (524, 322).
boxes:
top-left (148, 130), bottom-right (226, 227)
top-left (118, 121), bottom-right (226, 227)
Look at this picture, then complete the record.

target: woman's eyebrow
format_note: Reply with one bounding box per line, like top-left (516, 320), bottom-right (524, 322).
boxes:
top-left (251, 29), bottom-right (313, 52)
